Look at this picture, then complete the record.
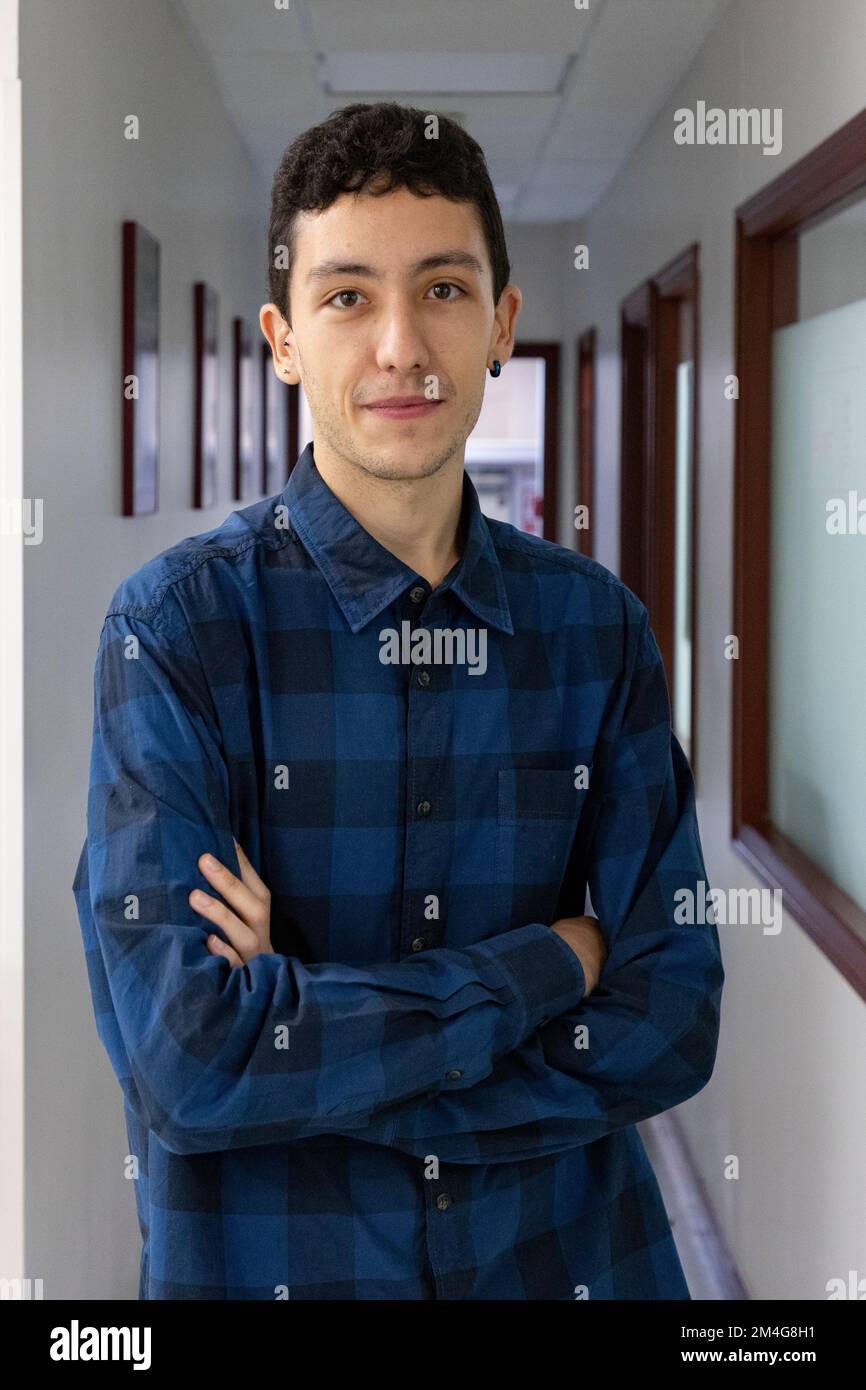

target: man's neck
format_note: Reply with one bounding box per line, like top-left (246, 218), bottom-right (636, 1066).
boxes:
top-left (309, 439), bottom-right (466, 590)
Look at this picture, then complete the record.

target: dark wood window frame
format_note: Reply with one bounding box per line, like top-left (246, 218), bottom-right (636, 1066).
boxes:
top-left (620, 245), bottom-right (701, 787)
top-left (576, 329), bottom-right (597, 557)
top-left (733, 106), bottom-right (866, 1000)
top-left (512, 340), bottom-right (560, 542)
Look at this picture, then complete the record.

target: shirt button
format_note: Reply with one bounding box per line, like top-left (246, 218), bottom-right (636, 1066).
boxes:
top-left (417, 670), bottom-right (430, 687)
top-left (446, 1069), bottom-right (462, 1081)
top-left (410, 937), bottom-right (426, 952)
top-left (416, 800), bottom-right (431, 817)
top-left (409, 584), bottom-right (426, 603)
top-left (436, 1193), bottom-right (452, 1211)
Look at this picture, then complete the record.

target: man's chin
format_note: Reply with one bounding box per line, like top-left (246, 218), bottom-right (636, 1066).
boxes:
top-left (357, 455), bottom-right (451, 482)
top-left (349, 438), bottom-right (462, 482)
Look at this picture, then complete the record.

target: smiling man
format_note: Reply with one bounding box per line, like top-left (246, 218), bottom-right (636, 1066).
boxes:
top-left (73, 101), bottom-right (723, 1301)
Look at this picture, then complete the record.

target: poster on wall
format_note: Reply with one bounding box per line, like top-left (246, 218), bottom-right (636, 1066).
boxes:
top-left (193, 282), bottom-right (219, 509)
top-left (121, 220), bottom-right (159, 516)
top-left (233, 316), bottom-right (255, 500)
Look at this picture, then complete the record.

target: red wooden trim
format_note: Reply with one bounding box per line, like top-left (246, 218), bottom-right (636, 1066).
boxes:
top-left (733, 106), bottom-right (866, 999)
top-left (653, 293), bottom-right (678, 694)
top-left (620, 249), bottom-right (701, 785)
top-left (737, 107), bottom-right (866, 239)
top-left (121, 221), bottom-right (160, 516)
top-left (576, 328), bottom-right (597, 557)
top-left (619, 282), bottom-right (653, 603)
top-left (121, 221), bottom-right (136, 515)
top-left (654, 244), bottom-right (700, 788)
top-left (734, 823), bottom-right (866, 998)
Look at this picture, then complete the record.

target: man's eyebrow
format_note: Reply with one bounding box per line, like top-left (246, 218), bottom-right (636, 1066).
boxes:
top-left (305, 250), bottom-right (485, 285)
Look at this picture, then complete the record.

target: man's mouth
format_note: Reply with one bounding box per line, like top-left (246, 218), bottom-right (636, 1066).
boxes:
top-left (362, 396), bottom-right (445, 420)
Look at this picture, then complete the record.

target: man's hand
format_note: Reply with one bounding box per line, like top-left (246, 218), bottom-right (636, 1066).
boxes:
top-left (190, 840), bottom-right (273, 968)
top-left (550, 914), bottom-right (607, 996)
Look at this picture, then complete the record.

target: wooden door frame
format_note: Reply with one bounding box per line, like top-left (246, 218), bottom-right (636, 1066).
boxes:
top-left (576, 328), bottom-right (597, 556)
top-left (654, 245), bottom-right (701, 786)
top-left (619, 282), bottom-right (655, 606)
top-left (733, 106), bottom-right (866, 999)
top-left (620, 246), bottom-right (700, 782)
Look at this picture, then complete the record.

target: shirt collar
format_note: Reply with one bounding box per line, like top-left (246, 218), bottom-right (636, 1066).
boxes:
top-left (281, 442), bottom-right (514, 636)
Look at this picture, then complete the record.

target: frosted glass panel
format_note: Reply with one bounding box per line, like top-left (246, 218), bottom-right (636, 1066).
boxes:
top-left (769, 298), bottom-right (866, 912)
top-left (673, 360), bottom-right (693, 754)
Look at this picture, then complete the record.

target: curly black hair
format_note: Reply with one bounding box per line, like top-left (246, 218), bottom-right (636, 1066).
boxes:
top-left (266, 101), bottom-right (511, 325)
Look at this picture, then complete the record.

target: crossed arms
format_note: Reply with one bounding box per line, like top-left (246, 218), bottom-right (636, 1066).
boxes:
top-left (76, 592), bottom-right (723, 1164)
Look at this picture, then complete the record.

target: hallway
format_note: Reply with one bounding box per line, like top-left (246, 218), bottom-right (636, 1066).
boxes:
top-left (1, 0), bottom-right (865, 1310)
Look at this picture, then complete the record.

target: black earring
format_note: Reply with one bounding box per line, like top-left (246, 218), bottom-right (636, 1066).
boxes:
top-left (489, 359), bottom-right (501, 378)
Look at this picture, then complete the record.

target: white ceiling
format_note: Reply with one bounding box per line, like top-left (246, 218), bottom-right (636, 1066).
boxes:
top-left (175, 0), bottom-right (734, 221)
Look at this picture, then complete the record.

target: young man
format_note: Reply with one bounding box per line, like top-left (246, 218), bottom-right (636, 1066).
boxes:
top-left (73, 102), bottom-right (723, 1300)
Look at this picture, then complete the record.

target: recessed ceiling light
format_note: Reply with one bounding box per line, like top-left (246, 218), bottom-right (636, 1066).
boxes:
top-left (320, 52), bottom-right (569, 96)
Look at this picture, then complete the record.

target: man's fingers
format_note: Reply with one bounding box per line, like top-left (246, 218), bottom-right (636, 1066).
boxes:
top-left (189, 888), bottom-right (257, 955)
top-left (206, 932), bottom-right (243, 969)
top-left (197, 852), bottom-right (268, 924)
top-left (232, 839), bottom-right (271, 904)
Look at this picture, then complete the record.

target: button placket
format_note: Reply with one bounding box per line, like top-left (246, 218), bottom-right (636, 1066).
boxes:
top-left (399, 602), bottom-right (443, 962)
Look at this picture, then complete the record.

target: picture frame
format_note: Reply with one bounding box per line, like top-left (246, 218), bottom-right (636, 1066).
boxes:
top-left (121, 221), bottom-right (159, 515)
top-left (233, 316), bottom-right (255, 500)
top-left (193, 282), bottom-right (219, 509)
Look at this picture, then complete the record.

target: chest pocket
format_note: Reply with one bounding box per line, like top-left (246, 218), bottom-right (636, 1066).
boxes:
top-left (495, 765), bottom-right (593, 930)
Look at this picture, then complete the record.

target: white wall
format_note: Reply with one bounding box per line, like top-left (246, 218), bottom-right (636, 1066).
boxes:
top-left (0, 0), bottom-right (24, 1292)
top-left (556, 0), bottom-right (866, 1299)
top-left (23, 0), bottom-right (269, 1298)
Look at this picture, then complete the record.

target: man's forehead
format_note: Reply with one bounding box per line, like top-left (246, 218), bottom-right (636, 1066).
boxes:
top-left (293, 189), bottom-right (486, 272)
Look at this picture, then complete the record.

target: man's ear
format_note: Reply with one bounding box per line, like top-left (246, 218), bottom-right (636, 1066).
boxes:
top-left (491, 284), bottom-right (523, 367)
top-left (259, 303), bottom-right (298, 383)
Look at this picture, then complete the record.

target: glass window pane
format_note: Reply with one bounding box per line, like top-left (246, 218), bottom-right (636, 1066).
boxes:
top-left (673, 359), bottom-right (693, 753)
top-left (769, 297), bottom-right (866, 912)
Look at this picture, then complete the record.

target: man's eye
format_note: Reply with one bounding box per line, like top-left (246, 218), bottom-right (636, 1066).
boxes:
top-left (327, 289), bottom-right (367, 310)
top-left (428, 282), bottom-right (464, 301)
top-left (326, 283), bottom-right (464, 309)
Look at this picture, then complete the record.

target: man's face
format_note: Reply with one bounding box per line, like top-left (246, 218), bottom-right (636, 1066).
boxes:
top-left (273, 184), bottom-right (520, 483)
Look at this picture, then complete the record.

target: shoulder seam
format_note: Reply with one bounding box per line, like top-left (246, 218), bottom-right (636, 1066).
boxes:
top-left (104, 530), bottom-right (282, 626)
top-left (491, 528), bottom-right (641, 599)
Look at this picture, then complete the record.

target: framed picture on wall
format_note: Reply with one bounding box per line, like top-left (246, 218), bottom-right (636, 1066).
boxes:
top-left (233, 317), bottom-right (255, 500)
top-left (261, 341), bottom-right (284, 495)
top-left (193, 282), bottom-right (219, 509)
top-left (121, 221), bottom-right (159, 515)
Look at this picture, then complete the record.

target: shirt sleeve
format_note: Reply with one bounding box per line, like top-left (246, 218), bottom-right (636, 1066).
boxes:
top-left (349, 601), bottom-right (725, 1163)
top-left (75, 603), bottom-right (586, 1157)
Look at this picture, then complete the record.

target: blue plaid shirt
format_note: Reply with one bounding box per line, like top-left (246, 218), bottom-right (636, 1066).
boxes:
top-left (73, 440), bottom-right (723, 1300)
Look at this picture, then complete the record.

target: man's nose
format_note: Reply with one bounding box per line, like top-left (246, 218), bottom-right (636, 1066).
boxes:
top-left (373, 300), bottom-right (430, 374)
